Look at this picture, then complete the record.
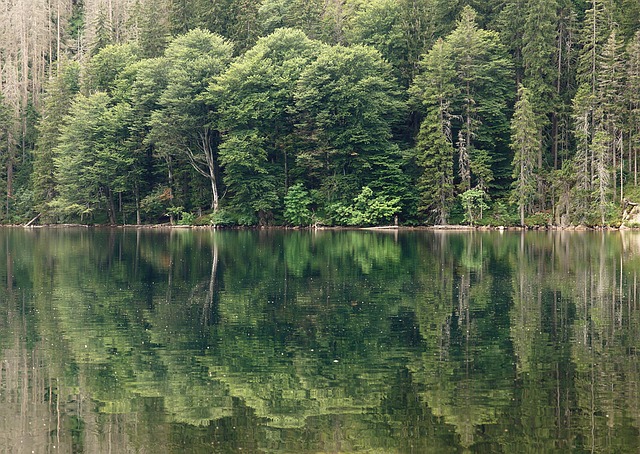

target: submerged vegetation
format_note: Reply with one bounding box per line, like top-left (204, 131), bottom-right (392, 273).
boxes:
top-left (0, 0), bottom-right (639, 226)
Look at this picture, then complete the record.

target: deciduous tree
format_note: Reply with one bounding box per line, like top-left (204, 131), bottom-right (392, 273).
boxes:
top-left (295, 44), bottom-right (406, 209)
top-left (148, 29), bottom-right (234, 212)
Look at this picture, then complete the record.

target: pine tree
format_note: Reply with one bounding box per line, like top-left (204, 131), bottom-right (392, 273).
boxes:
top-left (596, 29), bottom-right (624, 201)
top-left (31, 60), bottom-right (81, 220)
top-left (132, 0), bottom-right (171, 58)
top-left (577, 0), bottom-right (611, 93)
top-left (409, 37), bottom-right (457, 222)
top-left (551, 0), bottom-right (580, 169)
top-left (434, 6), bottom-right (513, 195)
top-left (522, 0), bottom-right (558, 121)
top-left (626, 32), bottom-right (640, 187)
top-left (415, 109), bottom-right (454, 224)
top-left (510, 85), bottom-right (540, 226)
top-left (571, 84), bottom-right (595, 223)
top-left (592, 126), bottom-right (612, 225)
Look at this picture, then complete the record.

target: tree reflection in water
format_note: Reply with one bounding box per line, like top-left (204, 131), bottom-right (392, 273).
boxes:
top-left (0, 228), bottom-right (640, 452)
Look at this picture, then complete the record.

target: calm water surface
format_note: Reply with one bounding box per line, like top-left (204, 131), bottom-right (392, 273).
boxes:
top-left (1, 228), bottom-right (640, 453)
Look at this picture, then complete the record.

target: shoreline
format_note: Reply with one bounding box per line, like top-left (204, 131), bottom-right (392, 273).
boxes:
top-left (6, 223), bottom-right (638, 231)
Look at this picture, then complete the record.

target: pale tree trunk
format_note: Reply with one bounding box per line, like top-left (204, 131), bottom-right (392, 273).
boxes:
top-left (202, 132), bottom-right (219, 211)
top-left (185, 127), bottom-right (220, 212)
top-left (135, 184), bottom-right (141, 225)
top-left (6, 133), bottom-right (13, 218)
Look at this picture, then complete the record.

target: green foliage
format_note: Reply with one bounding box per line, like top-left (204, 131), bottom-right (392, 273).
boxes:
top-left (207, 208), bottom-right (235, 226)
top-left (346, 0), bottom-right (439, 86)
top-left (140, 186), bottom-right (172, 221)
top-left (284, 183), bottom-right (313, 226)
top-left (213, 29), bottom-right (321, 222)
top-left (166, 205), bottom-right (184, 222)
top-left (258, 0), bottom-right (328, 41)
top-left (178, 211), bottom-right (197, 225)
top-left (84, 44), bottom-right (140, 94)
top-left (510, 85), bottom-right (540, 225)
top-left (217, 131), bottom-right (279, 223)
top-left (131, 0), bottom-right (171, 57)
top-left (53, 92), bottom-right (135, 223)
top-left (32, 61), bottom-right (82, 219)
top-left (524, 211), bottom-right (552, 227)
top-left (411, 6), bottom-right (514, 205)
top-left (447, 7), bottom-right (514, 190)
top-left (415, 109), bottom-right (454, 224)
top-left (208, 208), bottom-right (258, 226)
top-left (149, 29), bottom-right (234, 212)
top-left (331, 186), bottom-right (400, 226)
top-left (521, 0), bottom-right (559, 121)
top-left (481, 200), bottom-right (519, 227)
top-left (459, 187), bottom-right (489, 225)
top-left (345, 0), bottom-right (408, 83)
top-left (295, 44), bottom-right (406, 206)
top-left (8, 0), bottom-right (640, 227)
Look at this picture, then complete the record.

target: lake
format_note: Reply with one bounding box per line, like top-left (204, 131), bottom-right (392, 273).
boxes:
top-left (1, 228), bottom-right (639, 453)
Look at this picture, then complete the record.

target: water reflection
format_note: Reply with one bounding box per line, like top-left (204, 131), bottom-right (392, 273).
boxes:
top-left (1, 229), bottom-right (640, 452)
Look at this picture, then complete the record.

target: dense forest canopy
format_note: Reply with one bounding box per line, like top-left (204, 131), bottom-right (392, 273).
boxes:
top-left (0, 0), bottom-right (639, 226)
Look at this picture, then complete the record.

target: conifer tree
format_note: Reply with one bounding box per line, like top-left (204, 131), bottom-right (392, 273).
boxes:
top-left (510, 85), bottom-right (540, 226)
top-left (445, 6), bottom-right (513, 192)
top-left (522, 0), bottom-right (558, 121)
top-left (409, 38), bottom-right (457, 222)
top-left (31, 60), bottom-right (81, 220)
top-left (577, 0), bottom-right (611, 93)
top-left (596, 30), bottom-right (624, 200)
top-left (626, 32), bottom-right (640, 186)
top-left (592, 126), bottom-right (612, 225)
top-left (415, 109), bottom-right (454, 224)
top-left (571, 84), bottom-right (595, 223)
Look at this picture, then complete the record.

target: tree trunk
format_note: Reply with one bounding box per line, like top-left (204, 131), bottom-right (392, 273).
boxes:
top-left (6, 134), bottom-right (13, 218)
top-left (208, 163), bottom-right (219, 211)
top-left (107, 187), bottom-right (116, 225)
top-left (201, 128), bottom-right (219, 211)
top-left (135, 184), bottom-right (141, 225)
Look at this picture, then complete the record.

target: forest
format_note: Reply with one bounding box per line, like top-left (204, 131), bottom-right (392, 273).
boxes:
top-left (0, 0), bottom-right (639, 226)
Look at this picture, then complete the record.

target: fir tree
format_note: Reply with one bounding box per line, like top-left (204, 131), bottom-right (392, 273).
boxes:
top-left (415, 109), bottom-right (454, 224)
top-left (510, 85), bottom-right (540, 226)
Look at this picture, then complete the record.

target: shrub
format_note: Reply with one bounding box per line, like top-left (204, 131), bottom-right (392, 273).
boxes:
top-left (331, 186), bottom-right (400, 226)
top-left (284, 183), bottom-right (313, 226)
top-left (459, 188), bottom-right (489, 226)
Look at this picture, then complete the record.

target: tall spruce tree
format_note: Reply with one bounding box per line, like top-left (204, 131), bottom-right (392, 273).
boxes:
top-left (445, 6), bottom-right (513, 192)
top-left (596, 29), bottom-right (624, 201)
top-left (31, 60), bottom-right (81, 220)
top-left (412, 6), bottom-right (513, 204)
top-left (415, 109), bottom-right (454, 224)
top-left (571, 84), bottom-right (595, 223)
top-left (626, 32), bottom-right (640, 187)
top-left (592, 126), bottom-right (612, 225)
top-left (410, 38), bottom-right (457, 224)
top-left (510, 85), bottom-right (540, 226)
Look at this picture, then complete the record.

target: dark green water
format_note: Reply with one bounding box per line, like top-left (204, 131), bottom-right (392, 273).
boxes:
top-left (1, 228), bottom-right (640, 453)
